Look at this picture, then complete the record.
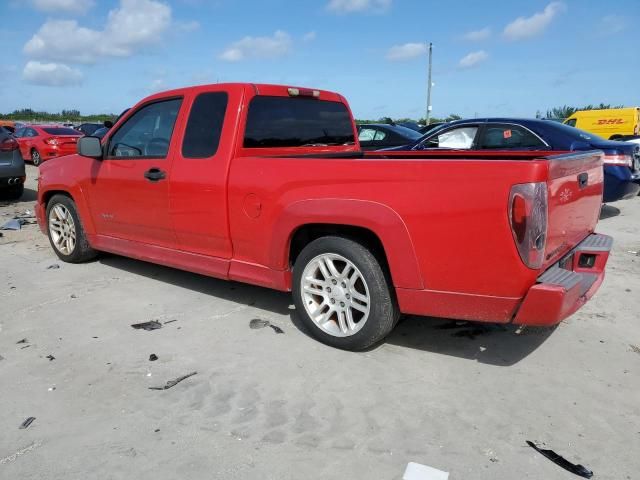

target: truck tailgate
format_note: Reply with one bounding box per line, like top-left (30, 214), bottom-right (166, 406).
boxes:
top-left (544, 151), bottom-right (604, 267)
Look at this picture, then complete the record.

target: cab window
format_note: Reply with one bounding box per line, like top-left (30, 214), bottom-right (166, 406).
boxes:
top-left (565, 118), bottom-right (577, 127)
top-left (358, 128), bottom-right (376, 141)
top-left (107, 98), bottom-right (182, 158)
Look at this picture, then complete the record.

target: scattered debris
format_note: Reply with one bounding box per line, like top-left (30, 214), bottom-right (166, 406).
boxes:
top-left (149, 371), bottom-right (197, 390)
top-left (630, 344), bottom-right (640, 355)
top-left (0, 441), bottom-right (42, 465)
top-left (250, 319), bottom-right (269, 329)
top-left (16, 338), bottom-right (28, 344)
top-left (48, 386), bottom-right (56, 391)
top-left (249, 318), bottom-right (284, 334)
top-left (627, 250), bottom-right (639, 256)
top-left (20, 345), bottom-right (31, 350)
top-left (47, 264), bottom-right (60, 270)
top-left (19, 417), bottom-right (36, 430)
top-left (131, 321), bottom-right (162, 331)
top-left (46, 354), bottom-right (55, 361)
top-left (625, 288), bottom-right (632, 293)
top-left (149, 354), bottom-right (158, 361)
top-left (402, 462), bottom-right (449, 480)
top-left (70, 294), bottom-right (77, 299)
top-left (163, 319), bottom-right (177, 325)
top-left (0, 219), bottom-right (22, 231)
top-left (154, 429), bottom-right (160, 433)
top-left (526, 441), bottom-right (593, 479)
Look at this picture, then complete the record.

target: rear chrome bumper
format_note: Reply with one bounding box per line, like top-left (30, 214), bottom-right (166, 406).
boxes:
top-left (513, 233), bottom-right (612, 326)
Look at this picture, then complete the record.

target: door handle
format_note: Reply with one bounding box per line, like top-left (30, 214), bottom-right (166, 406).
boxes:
top-left (144, 168), bottom-right (166, 182)
top-left (577, 172), bottom-right (588, 189)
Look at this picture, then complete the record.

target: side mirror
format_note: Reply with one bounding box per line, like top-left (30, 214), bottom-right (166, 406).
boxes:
top-left (103, 120), bottom-right (113, 128)
top-left (78, 136), bottom-right (103, 159)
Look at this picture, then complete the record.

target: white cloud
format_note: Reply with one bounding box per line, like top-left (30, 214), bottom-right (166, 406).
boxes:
top-left (303, 31), bottom-right (317, 42)
top-left (385, 42), bottom-right (427, 61)
top-left (600, 15), bottom-right (628, 35)
top-left (503, 2), bottom-right (566, 41)
top-left (23, 0), bottom-right (172, 64)
top-left (462, 27), bottom-right (491, 41)
top-left (22, 61), bottom-right (83, 86)
top-left (29, 0), bottom-right (94, 14)
top-left (327, 0), bottom-right (392, 14)
top-left (219, 30), bottom-right (291, 62)
top-left (458, 50), bottom-right (488, 68)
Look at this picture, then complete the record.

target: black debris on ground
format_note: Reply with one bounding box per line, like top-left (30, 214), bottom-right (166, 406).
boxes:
top-left (149, 354), bottom-right (158, 361)
top-left (20, 345), bottom-right (31, 350)
top-left (269, 324), bottom-right (284, 334)
top-left (526, 441), bottom-right (593, 479)
top-left (163, 319), bottom-right (177, 325)
top-left (149, 371), bottom-right (197, 391)
top-left (45, 355), bottom-right (55, 361)
top-left (19, 417), bottom-right (36, 430)
top-left (131, 321), bottom-right (162, 331)
top-left (16, 338), bottom-right (28, 344)
top-left (46, 264), bottom-right (60, 270)
top-left (630, 344), bottom-right (640, 354)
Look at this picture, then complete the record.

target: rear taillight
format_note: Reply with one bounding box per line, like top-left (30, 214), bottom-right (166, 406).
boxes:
top-left (0, 137), bottom-right (18, 152)
top-left (43, 137), bottom-right (59, 145)
top-left (602, 154), bottom-right (632, 167)
top-left (508, 182), bottom-right (548, 269)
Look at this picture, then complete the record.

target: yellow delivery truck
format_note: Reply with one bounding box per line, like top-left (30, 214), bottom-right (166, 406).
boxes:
top-left (564, 107), bottom-right (640, 139)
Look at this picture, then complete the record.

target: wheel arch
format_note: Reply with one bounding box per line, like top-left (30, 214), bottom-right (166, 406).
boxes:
top-left (271, 198), bottom-right (424, 290)
top-left (42, 187), bottom-right (96, 236)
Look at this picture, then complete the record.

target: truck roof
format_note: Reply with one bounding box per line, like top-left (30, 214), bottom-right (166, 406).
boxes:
top-left (141, 83), bottom-right (347, 104)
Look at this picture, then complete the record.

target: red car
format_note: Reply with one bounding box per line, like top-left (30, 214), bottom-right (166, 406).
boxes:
top-left (14, 125), bottom-right (81, 166)
top-left (36, 83), bottom-right (611, 350)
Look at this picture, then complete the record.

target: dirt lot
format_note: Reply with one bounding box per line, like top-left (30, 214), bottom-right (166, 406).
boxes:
top-left (1, 164), bottom-right (639, 479)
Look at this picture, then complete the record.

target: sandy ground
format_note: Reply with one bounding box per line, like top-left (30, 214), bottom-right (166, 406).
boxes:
top-left (1, 164), bottom-right (639, 480)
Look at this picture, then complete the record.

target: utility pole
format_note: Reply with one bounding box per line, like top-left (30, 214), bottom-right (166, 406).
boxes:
top-left (426, 42), bottom-right (433, 125)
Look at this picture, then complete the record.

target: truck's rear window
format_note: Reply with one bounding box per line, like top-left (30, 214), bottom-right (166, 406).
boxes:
top-left (243, 96), bottom-right (354, 148)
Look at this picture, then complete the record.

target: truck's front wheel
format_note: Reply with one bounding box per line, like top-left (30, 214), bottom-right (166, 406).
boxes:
top-left (292, 236), bottom-right (399, 350)
top-left (46, 194), bottom-right (97, 263)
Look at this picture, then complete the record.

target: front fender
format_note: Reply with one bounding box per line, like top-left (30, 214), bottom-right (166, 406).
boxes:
top-left (38, 181), bottom-right (96, 237)
top-left (269, 198), bottom-right (423, 289)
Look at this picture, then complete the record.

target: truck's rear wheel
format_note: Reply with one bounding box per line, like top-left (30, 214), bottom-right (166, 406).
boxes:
top-left (46, 194), bottom-right (97, 263)
top-left (292, 236), bottom-right (399, 350)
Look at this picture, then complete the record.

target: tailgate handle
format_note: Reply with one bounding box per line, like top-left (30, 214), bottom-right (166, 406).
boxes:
top-left (577, 172), bottom-right (588, 189)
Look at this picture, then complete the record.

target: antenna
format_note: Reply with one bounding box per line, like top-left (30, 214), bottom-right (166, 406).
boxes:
top-left (426, 42), bottom-right (433, 125)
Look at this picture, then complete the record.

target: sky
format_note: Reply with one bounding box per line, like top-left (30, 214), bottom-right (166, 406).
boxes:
top-left (0, 0), bottom-right (638, 120)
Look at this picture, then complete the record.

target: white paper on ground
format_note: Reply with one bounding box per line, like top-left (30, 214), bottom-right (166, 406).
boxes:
top-left (403, 462), bottom-right (449, 480)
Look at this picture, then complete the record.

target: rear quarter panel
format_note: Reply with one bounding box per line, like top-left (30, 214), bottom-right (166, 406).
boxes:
top-left (227, 153), bottom-right (549, 298)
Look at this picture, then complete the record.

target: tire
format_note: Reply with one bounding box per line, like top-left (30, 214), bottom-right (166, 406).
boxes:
top-left (46, 194), bottom-right (97, 263)
top-left (31, 149), bottom-right (41, 166)
top-left (292, 236), bottom-right (399, 350)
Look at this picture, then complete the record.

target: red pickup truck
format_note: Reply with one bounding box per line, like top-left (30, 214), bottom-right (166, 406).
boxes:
top-left (36, 83), bottom-right (612, 350)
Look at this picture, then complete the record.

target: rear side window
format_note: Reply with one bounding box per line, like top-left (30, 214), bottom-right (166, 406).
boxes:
top-left (42, 127), bottom-right (80, 136)
top-left (480, 125), bottom-right (546, 149)
top-left (244, 96), bottom-right (354, 148)
top-left (182, 92), bottom-right (228, 158)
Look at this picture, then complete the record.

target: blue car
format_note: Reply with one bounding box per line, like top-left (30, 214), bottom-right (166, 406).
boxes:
top-left (384, 118), bottom-right (640, 203)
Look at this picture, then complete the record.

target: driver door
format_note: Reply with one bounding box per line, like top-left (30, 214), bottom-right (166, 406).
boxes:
top-left (87, 97), bottom-right (183, 249)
